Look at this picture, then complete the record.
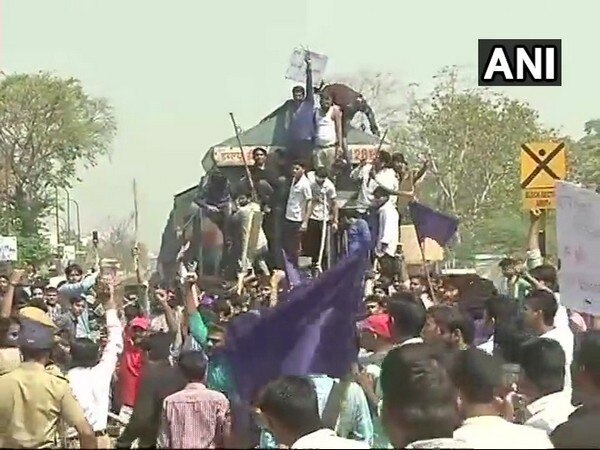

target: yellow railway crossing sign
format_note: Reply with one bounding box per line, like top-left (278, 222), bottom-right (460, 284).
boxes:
top-left (520, 142), bottom-right (567, 210)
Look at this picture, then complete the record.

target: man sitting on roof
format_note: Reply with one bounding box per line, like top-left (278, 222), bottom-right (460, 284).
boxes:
top-left (193, 170), bottom-right (233, 276)
top-left (316, 82), bottom-right (380, 138)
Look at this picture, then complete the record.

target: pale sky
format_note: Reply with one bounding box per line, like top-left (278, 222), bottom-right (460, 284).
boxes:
top-left (2, 0), bottom-right (598, 251)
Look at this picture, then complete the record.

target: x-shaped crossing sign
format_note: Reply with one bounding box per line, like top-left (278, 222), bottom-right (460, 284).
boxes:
top-left (520, 142), bottom-right (565, 189)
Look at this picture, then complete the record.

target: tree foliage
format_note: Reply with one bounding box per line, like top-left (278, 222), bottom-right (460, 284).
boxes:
top-left (342, 66), bottom-right (567, 257)
top-left (0, 72), bottom-right (116, 263)
top-left (93, 215), bottom-right (149, 276)
top-left (334, 71), bottom-right (408, 131)
top-left (571, 119), bottom-right (600, 187)
top-left (402, 67), bottom-right (559, 249)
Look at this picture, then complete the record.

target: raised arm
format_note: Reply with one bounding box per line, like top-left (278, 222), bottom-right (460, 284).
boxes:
top-left (58, 271), bottom-right (99, 299)
top-left (184, 273), bottom-right (208, 346)
top-left (304, 52), bottom-right (313, 102)
top-left (1, 269), bottom-right (23, 318)
top-left (526, 210), bottom-right (544, 269)
top-left (155, 289), bottom-right (178, 338)
top-left (94, 277), bottom-right (124, 375)
top-left (413, 160), bottom-right (428, 185)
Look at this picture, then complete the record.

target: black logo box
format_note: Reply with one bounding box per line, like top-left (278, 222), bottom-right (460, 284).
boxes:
top-left (478, 39), bottom-right (562, 87)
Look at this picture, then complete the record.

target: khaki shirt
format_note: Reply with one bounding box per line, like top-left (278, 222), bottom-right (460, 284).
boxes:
top-left (0, 361), bottom-right (87, 448)
top-left (0, 347), bottom-right (21, 375)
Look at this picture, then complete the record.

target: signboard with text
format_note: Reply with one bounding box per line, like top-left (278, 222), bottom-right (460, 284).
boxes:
top-left (0, 236), bottom-right (17, 261)
top-left (520, 141), bottom-right (566, 210)
top-left (556, 181), bottom-right (600, 315)
top-left (211, 144), bottom-right (390, 167)
top-left (285, 48), bottom-right (328, 87)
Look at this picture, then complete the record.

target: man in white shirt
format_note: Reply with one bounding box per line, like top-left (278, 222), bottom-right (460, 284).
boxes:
top-left (518, 338), bottom-right (576, 434)
top-left (283, 161), bottom-right (312, 268)
top-left (67, 278), bottom-right (123, 448)
top-left (523, 290), bottom-right (574, 398)
top-left (349, 151), bottom-right (399, 213)
top-left (372, 187), bottom-right (399, 279)
top-left (256, 375), bottom-right (368, 449)
top-left (303, 167), bottom-right (338, 273)
top-left (451, 348), bottom-right (553, 449)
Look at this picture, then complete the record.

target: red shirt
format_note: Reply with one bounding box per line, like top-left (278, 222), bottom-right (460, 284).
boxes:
top-left (119, 326), bottom-right (144, 407)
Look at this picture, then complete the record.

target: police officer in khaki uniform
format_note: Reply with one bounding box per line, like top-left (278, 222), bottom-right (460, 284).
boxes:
top-left (1, 305), bottom-right (63, 376)
top-left (0, 318), bottom-right (97, 449)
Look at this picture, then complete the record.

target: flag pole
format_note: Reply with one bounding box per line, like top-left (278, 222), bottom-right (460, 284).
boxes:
top-left (418, 240), bottom-right (437, 304)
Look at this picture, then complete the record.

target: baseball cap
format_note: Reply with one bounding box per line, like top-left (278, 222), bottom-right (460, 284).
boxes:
top-left (130, 316), bottom-right (150, 330)
top-left (19, 306), bottom-right (57, 329)
top-left (359, 313), bottom-right (392, 340)
top-left (18, 318), bottom-right (55, 350)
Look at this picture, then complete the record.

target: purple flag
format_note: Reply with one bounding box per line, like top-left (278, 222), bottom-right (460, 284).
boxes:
top-left (282, 249), bottom-right (303, 290)
top-left (224, 250), bottom-right (368, 402)
top-left (408, 201), bottom-right (459, 247)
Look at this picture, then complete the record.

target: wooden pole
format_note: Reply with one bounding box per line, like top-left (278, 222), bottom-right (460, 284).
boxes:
top-left (132, 179), bottom-right (141, 284)
top-left (419, 240), bottom-right (437, 304)
top-left (133, 179), bottom-right (139, 243)
top-left (375, 129), bottom-right (388, 157)
top-left (229, 112), bottom-right (258, 202)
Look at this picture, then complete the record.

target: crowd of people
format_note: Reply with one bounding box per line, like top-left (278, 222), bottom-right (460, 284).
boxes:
top-left (190, 49), bottom-right (429, 283)
top-left (1, 52), bottom-right (599, 450)
top-left (193, 147), bottom-right (429, 282)
top-left (1, 198), bottom-right (600, 449)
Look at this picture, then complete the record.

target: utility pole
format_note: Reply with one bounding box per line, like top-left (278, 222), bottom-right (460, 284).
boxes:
top-left (55, 186), bottom-right (60, 245)
top-left (70, 199), bottom-right (81, 248)
top-left (65, 189), bottom-right (71, 245)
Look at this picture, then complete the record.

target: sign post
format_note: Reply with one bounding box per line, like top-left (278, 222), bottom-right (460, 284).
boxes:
top-left (556, 181), bottom-right (600, 315)
top-left (285, 48), bottom-right (328, 86)
top-left (0, 236), bottom-right (17, 261)
top-left (520, 141), bottom-right (567, 210)
top-left (520, 141), bottom-right (567, 257)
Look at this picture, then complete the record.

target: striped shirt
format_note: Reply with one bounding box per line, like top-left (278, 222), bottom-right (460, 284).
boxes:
top-left (158, 382), bottom-right (230, 449)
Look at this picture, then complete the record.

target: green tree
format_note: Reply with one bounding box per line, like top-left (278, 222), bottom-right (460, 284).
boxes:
top-left (571, 119), bottom-right (600, 187)
top-left (401, 66), bottom-right (558, 254)
top-left (0, 72), bottom-right (116, 264)
top-left (333, 71), bottom-right (408, 132)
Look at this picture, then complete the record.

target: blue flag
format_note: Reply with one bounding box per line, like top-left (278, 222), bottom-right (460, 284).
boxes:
top-left (224, 250), bottom-right (368, 402)
top-left (408, 201), bottom-right (459, 247)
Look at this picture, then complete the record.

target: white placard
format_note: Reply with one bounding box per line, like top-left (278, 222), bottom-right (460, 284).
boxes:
top-left (285, 48), bottom-right (328, 87)
top-left (62, 245), bottom-right (76, 262)
top-left (556, 181), bottom-right (600, 315)
top-left (0, 236), bottom-right (17, 261)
